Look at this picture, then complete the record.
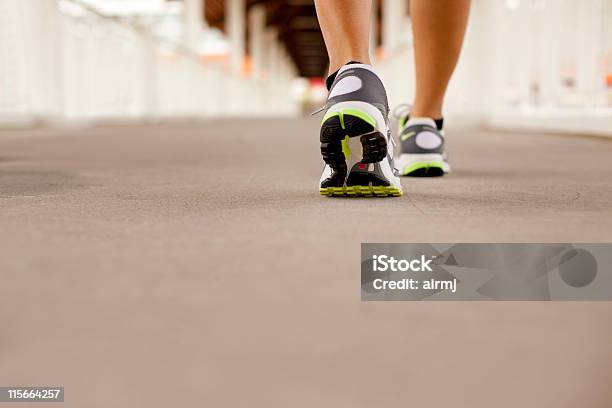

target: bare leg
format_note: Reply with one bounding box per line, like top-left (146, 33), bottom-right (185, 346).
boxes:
top-left (314, 0), bottom-right (372, 74)
top-left (410, 0), bottom-right (471, 118)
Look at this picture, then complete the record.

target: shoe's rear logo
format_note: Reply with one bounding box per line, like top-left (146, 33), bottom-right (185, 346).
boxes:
top-left (329, 76), bottom-right (362, 98)
top-left (415, 131), bottom-right (442, 149)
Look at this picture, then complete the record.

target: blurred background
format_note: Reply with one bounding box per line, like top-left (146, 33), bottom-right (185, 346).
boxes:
top-left (2, 3), bottom-right (612, 407)
top-left (1, 0), bottom-right (611, 136)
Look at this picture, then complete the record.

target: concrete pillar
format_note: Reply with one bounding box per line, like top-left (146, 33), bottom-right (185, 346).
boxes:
top-left (21, 0), bottom-right (63, 119)
top-left (537, 2), bottom-right (562, 106)
top-left (479, 0), bottom-right (505, 113)
top-left (248, 4), bottom-right (266, 79)
top-left (183, 0), bottom-right (205, 51)
top-left (576, 0), bottom-right (603, 100)
top-left (143, 31), bottom-right (159, 119)
top-left (279, 47), bottom-right (288, 80)
top-left (266, 28), bottom-right (279, 80)
top-left (513, 3), bottom-right (532, 106)
top-left (279, 47), bottom-right (294, 81)
top-left (382, 0), bottom-right (405, 56)
top-left (226, 0), bottom-right (245, 73)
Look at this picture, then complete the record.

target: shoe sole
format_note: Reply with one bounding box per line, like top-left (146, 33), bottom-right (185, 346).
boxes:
top-left (320, 109), bottom-right (402, 197)
top-left (320, 185), bottom-right (403, 197)
top-left (398, 153), bottom-right (449, 177)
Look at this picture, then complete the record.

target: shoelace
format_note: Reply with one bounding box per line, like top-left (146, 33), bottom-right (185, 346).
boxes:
top-left (389, 134), bottom-right (400, 175)
top-left (387, 130), bottom-right (397, 148)
top-left (310, 101), bottom-right (330, 116)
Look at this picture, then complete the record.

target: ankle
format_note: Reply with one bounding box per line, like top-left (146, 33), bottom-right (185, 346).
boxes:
top-left (405, 116), bottom-right (444, 131)
top-left (326, 60), bottom-right (369, 91)
top-left (329, 54), bottom-right (371, 74)
top-left (410, 111), bottom-right (443, 120)
top-left (410, 104), bottom-right (442, 120)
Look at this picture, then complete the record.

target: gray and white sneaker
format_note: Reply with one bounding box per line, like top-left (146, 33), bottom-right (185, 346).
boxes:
top-left (318, 63), bottom-right (402, 197)
top-left (396, 116), bottom-right (450, 177)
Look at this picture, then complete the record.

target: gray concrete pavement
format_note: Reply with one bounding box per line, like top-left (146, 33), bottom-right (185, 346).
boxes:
top-left (1, 118), bottom-right (611, 407)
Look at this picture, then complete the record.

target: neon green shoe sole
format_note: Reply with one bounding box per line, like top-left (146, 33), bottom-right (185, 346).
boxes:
top-left (320, 185), bottom-right (403, 197)
top-left (401, 162), bottom-right (445, 177)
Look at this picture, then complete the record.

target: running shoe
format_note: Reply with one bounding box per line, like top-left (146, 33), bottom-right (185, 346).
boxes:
top-left (318, 64), bottom-right (402, 197)
top-left (396, 111), bottom-right (450, 177)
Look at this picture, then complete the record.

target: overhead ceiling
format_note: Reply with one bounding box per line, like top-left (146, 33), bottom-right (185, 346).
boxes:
top-left (205, 0), bottom-right (329, 78)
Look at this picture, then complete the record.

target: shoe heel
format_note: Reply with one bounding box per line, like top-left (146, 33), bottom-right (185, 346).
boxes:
top-left (335, 112), bottom-right (387, 164)
top-left (320, 115), bottom-right (346, 167)
top-left (320, 115), bottom-right (348, 188)
top-left (359, 131), bottom-right (387, 163)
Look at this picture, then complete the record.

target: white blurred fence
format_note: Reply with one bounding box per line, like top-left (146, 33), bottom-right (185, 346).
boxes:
top-left (378, 0), bottom-right (612, 136)
top-left (0, 0), bottom-right (297, 126)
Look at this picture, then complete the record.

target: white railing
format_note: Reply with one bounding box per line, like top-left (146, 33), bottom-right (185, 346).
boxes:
top-left (0, 0), bottom-right (298, 126)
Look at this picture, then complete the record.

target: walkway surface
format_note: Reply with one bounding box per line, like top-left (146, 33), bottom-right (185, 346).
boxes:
top-left (1, 118), bottom-right (611, 407)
